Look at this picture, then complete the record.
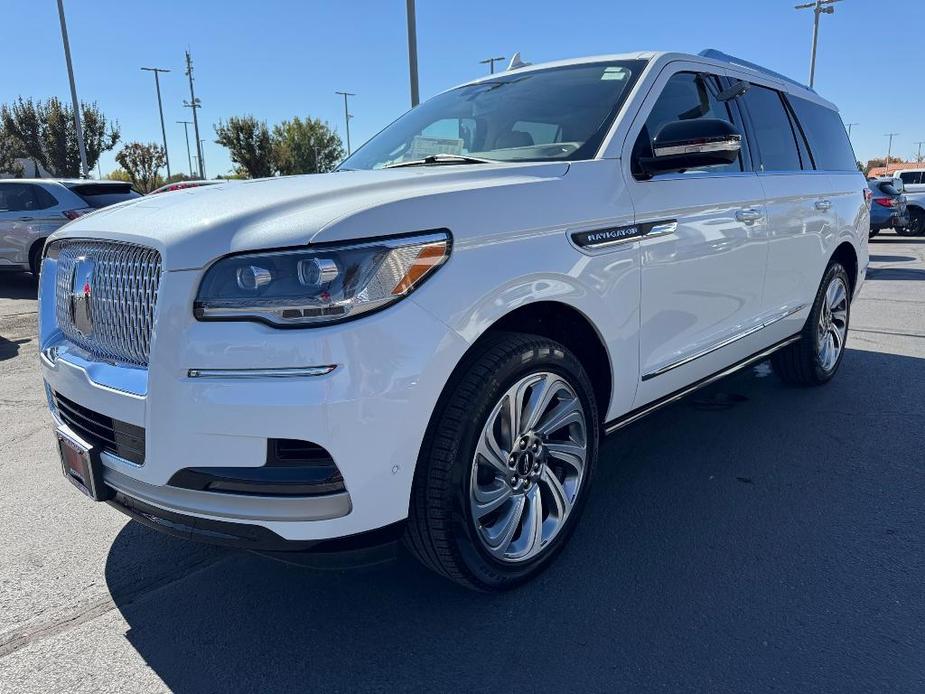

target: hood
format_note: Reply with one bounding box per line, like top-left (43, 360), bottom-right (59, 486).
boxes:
top-left (49, 163), bottom-right (569, 270)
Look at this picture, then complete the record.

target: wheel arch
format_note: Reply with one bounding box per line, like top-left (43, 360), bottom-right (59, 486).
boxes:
top-left (28, 237), bottom-right (47, 274)
top-left (830, 240), bottom-right (859, 296)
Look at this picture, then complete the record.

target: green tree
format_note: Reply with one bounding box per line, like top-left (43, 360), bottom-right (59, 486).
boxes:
top-left (115, 142), bottom-right (166, 193)
top-left (0, 97), bottom-right (119, 177)
top-left (105, 168), bottom-right (133, 183)
top-left (0, 125), bottom-right (24, 177)
top-left (273, 117), bottom-right (344, 175)
top-left (214, 115), bottom-right (275, 178)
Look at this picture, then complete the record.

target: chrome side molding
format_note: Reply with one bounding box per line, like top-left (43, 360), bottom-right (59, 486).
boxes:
top-left (642, 303), bottom-right (808, 381)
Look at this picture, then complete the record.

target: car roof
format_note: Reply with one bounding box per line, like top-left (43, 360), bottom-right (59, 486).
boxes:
top-left (455, 50), bottom-right (836, 111)
top-left (2, 178), bottom-right (132, 187)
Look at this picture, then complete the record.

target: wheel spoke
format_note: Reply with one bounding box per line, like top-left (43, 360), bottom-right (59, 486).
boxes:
top-left (482, 494), bottom-right (526, 556)
top-left (829, 325), bottom-right (842, 352)
top-left (518, 485), bottom-right (544, 558)
top-left (536, 397), bottom-right (583, 437)
top-left (472, 482), bottom-right (513, 519)
top-left (544, 440), bottom-right (586, 473)
top-left (541, 468), bottom-right (571, 519)
top-left (519, 375), bottom-right (553, 432)
top-left (476, 422), bottom-right (510, 475)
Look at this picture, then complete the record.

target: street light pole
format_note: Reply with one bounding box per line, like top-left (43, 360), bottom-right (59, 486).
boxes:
top-left (335, 91), bottom-right (355, 155)
top-left (141, 67), bottom-right (171, 179)
top-left (183, 50), bottom-right (205, 179)
top-left (177, 120), bottom-right (193, 176)
top-left (479, 56), bottom-right (506, 74)
top-left (914, 141), bottom-right (925, 163)
top-left (406, 0), bottom-right (420, 106)
top-left (846, 122), bottom-right (858, 138)
top-left (885, 132), bottom-right (899, 173)
top-left (795, 0), bottom-right (844, 88)
top-left (56, 0), bottom-right (88, 177)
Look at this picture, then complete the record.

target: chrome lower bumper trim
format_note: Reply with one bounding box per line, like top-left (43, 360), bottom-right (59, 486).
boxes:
top-left (187, 365), bottom-right (337, 379)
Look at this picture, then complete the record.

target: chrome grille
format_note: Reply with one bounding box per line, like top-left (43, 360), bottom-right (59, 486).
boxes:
top-left (53, 240), bottom-right (162, 367)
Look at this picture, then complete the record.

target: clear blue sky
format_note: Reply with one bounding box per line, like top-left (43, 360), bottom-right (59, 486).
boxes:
top-left (3, 0), bottom-right (922, 177)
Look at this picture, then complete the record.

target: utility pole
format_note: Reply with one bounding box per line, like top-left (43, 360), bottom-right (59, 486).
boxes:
top-left (846, 122), bottom-right (858, 138)
top-left (199, 139), bottom-right (207, 176)
top-left (141, 67), bottom-right (171, 179)
top-left (177, 120), bottom-right (193, 176)
top-left (56, 0), bottom-right (88, 177)
top-left (183, 50), bottom-right (205, 179)
top-left (795, 0), bottom-right (844, 88)
top-left (479, 56), bottom-right (506, 74)
top-left (406, 0), bottom-right (420, 106)
top-left (914, 141), bottom-right (925, 163)
top-left (335, 91), bottom-right (355, 155)
top-left (885, 132), bottom-right (899, 173)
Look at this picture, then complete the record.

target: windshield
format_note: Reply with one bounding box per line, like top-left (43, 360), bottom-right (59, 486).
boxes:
top-left (340, 60), bottom-right (646, 170)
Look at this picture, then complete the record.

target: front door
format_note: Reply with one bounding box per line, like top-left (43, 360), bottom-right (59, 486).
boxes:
top-left (623, 67), bottom-right (769, 405)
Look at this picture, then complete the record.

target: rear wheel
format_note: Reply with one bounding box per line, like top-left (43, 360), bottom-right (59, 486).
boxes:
top-left (899, 208), bottom-right (925, 236)
top-left (771, 262), bottom-right (851, 386)
top-left (404, 332), bottom-right (599, 591)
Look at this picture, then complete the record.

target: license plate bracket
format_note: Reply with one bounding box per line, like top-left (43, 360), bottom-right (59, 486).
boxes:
top-left (56, 427), bottom-right (112, 501)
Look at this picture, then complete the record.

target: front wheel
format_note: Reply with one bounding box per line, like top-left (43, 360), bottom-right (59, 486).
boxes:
top-left (771, 262), bottom-right (851, 386)
top-left (404, 332), bottom-right (599, 591)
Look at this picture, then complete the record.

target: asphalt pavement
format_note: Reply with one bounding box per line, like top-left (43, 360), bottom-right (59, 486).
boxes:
top-left (1, 234), bottom-right (923, 693)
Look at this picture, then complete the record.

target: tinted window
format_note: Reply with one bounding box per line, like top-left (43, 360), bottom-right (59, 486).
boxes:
top-left (0, 183), bottom-right (56, 212)
top-left (871, 181), bottom-right (900, 196)
top-left (900, 172), bottom-right (923, 185)
top-left (67, 183), bottom-right (141, 209)
top-left (341, 60), bottom-right (645, 169)
top-left (788, 96), bottom-right (857, 171)
top-left (742, 86), bottom-right (802, 172)
top-left (632, 71), bottom-right (742, 177)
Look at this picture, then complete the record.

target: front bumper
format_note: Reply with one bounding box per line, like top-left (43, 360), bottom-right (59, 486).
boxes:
top-left (39, 263), bottom-right (468, 544)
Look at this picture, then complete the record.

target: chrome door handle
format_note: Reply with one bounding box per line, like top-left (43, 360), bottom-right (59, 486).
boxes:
top-left (735, 208), bottom-right (762, 224)
top-left (815, 199), bottom-right (832, 211)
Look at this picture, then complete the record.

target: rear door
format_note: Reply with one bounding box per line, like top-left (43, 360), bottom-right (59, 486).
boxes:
top-left (0, 183), bottom-right (64, 266)
top-left (623, 67), bottom-right (769, 405)
top-left (740, 84), bottom-right (834, 328)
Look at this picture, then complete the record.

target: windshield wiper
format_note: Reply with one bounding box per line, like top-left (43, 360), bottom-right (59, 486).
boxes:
top-left (383, 154), bottom-right (498, 169)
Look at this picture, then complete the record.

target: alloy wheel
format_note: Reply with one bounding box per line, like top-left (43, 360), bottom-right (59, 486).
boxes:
top-left (817, 275), bottom-right (849, 372)
top-left (469, 372), bottom-right (587, 563)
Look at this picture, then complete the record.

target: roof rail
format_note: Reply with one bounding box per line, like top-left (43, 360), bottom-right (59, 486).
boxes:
top-left (698, 49), bottom-right (815, 93)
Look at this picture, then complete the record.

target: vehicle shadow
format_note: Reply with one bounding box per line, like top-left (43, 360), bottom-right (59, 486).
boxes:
top-left (866, 267), bottom-right (925, 281)
top-left (868, 254), bottom-right (916, 263)
top-left (0, 336), bottom-right (29, 362)
top-left (105, 348), bottom-right (925, 692)
top-left (0, 272), bottom-right (38, 300)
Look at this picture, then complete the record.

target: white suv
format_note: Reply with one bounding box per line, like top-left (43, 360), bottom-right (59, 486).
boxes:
top-left (39, 50), bottom-right (868, 590)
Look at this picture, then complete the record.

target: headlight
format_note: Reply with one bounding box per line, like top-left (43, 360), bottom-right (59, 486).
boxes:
top-left (194, 230), bottom-right (451, 326)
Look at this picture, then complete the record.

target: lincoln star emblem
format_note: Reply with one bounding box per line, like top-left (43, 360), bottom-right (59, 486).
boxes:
top-left (70, 256), bottom-right (95, 337)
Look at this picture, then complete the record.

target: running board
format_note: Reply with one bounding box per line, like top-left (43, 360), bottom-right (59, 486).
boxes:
top-left (604, 333), bottom-right (801, 436)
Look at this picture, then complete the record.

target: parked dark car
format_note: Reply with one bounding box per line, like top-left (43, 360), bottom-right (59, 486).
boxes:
top-left (868, 178), bottom-right (908, 238)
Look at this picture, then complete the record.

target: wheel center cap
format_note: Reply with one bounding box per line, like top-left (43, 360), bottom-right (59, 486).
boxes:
top-left (514, 433), bottom-right (544, 479)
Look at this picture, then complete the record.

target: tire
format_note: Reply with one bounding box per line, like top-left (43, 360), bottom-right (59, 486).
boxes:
top-left (771, 262), bottom-right (851, 386)
top-left (899, 208), bottom-right (925, 237)
top-left (404, 332), bottom-right (599, 591)
top-left (29, 243), bottom-right (43, 280)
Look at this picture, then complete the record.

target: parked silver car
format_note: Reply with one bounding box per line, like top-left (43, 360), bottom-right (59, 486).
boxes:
top-left (0, 179), bottom-right (140, 276)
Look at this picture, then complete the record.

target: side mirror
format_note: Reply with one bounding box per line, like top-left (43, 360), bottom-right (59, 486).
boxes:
top-left (639, 118), bottom-right (742, 176)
